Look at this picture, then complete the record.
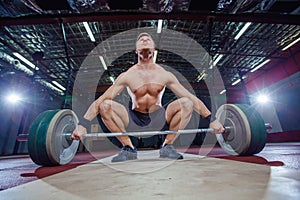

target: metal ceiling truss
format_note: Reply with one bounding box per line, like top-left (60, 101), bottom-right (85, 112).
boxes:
top-left (0, 0), bottom-right (299, 107)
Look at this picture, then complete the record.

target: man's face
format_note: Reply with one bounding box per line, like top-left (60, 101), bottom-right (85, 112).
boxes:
top-left (136, 35), bottom-right (155, 62)
top-left (136, 35), bottom-right (155, 51)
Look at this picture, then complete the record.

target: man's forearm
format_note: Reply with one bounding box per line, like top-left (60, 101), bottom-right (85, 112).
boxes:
top-left (196, 100), bottom-right (211, 118)
top-left (190, 95), bottom-right (211, 117)
top-left (83, 100), bottom-right (100, 121)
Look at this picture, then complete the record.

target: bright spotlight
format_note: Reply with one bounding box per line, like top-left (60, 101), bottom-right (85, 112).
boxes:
top-left (256, 94), bottom-right (269, 104)
top-left (6, 93), bottom-right (22, 104)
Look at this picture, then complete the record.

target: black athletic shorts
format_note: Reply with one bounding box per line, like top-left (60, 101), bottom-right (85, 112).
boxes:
top-left (126, 106), bottom-right (170, 132)
top-left (97, 104), bottom-right (169, 148)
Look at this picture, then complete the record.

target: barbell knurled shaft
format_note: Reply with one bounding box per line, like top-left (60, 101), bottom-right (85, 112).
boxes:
top-left (21, 123), bottom-right (271, 141)
top-left (66, 127), bottom-right (230, 139)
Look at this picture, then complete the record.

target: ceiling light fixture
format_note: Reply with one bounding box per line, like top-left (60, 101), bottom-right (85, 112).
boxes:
top-left (37, 80), bottom-right (64, 95)
top-left (109, 76), bottom-right (115, 84)
top-left (282, 37), bottom-right (300, 51)
top-left (250, 59), bottom-right (271, 72)
top-left (220, 89), bottom-right (226, 95)
top-left (6, 93), bottom-right (22, 104)
top-left (213, 54), bottom-right (223, 66)
top-left (231, 79), bottom-right (241, 86)
top-left (256, 94), bottom-right (270, 104)
top-left (83, 22), bottom-right (96, 42)
top-left (157, 19), bottom-right (163, 34)
top-left (13, 52), bottom-right (38, 70)
top-left (234, 22), bottom-right (252, 40)
top-left (52, 81), bottom-right (66, 91)
top-left (196, 70), bottom-right (208, 82)
top-left (153, 50), bottom-right (158, 63)
top-left (99, 56), bottom-right (107, 70)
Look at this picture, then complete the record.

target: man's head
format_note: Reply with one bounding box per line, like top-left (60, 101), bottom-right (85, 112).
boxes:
top-left (136, 32), bottom-right (155, 62)
top-left (136, 32), bottom-right (152, 41)
top-left (136, 32), bottom-right (155, 51)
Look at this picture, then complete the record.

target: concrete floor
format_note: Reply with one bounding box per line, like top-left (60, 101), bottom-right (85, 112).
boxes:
top-left (1, 144), bottom-right (300, 200)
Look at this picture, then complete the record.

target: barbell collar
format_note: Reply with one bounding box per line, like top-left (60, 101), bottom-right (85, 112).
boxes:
top-left (265, 123), bottom-right (272, 132)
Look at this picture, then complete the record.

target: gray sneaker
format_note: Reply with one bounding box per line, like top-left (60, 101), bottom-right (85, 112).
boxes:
top-left (111, 146), bottom-right (138, 162)
top-left (159, 144), bottom-right (183, 159)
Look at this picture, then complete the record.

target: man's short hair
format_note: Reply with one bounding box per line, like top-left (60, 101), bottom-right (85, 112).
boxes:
top-left (136, 32), bottom-right (153, 41)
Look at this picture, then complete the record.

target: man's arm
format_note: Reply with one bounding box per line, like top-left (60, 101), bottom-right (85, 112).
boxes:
top-left (71, 73), bottom-right (127, 140)
top-left (166, 71), bottom-right (225, 133)
top-left (83, 73), bottom-right (127, 121)
top-left (166, 71), bottom-right (211, 118)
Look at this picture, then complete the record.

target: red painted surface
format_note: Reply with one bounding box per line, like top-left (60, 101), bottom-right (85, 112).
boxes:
top-left (246, 51), bottom-right (300, 94)
top-left (227, 42), bottom-right (300, 102)
top-left (266, 131), bottom-right (300, 143)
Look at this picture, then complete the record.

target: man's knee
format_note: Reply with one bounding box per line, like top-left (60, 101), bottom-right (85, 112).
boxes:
top-left (179, 97), bottom-right (193, 112)
top-left (99, 100), bottom-right (113, 115)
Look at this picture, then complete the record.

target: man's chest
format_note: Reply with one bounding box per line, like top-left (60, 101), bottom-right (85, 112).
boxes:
top-left (127, 71), bottom-right (166, 90)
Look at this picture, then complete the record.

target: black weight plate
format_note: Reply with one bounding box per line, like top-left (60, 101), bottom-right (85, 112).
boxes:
top-left (28, 110), bottom-right (59, 166)
top-left (235, 104), bottom-right (267, 155)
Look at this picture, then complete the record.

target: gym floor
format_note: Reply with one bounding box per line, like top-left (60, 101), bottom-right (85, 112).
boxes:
top-left (1, 141), bottom-right (299, 199)
top-left (1, 1), bottom-right (300, 199)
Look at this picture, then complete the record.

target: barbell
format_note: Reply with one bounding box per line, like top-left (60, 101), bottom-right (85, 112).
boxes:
top-left (27, 104), bottom-right (269, 166)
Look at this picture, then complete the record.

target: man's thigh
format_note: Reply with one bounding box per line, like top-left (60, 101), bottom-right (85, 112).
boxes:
top-left (101, 100), bottom-right (129, 126)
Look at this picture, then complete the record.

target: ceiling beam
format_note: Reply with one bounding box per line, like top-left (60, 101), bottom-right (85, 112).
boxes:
top-left (0, 12), bottom-right (299, 26)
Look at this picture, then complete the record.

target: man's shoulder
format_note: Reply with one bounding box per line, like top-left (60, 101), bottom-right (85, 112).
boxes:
top-left (154, 63), bottom-right (168, 72)
top-left (119, 66), bottom-right (138, 78)
top-left (156, 64), bottom-right (173, 75)
top-left (125, 63), bottom-right (140, 71)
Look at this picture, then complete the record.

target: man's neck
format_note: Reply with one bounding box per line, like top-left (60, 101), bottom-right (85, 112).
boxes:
top-left (137, 59), bottom-right (155, 67)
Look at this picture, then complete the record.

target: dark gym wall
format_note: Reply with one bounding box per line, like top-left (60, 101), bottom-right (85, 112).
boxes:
top-left (248, 70), bottom-right (300, 133)
top-left (225, 45), bottom-right (300, 135)
top-left (0, 76), bottom-right (63, 155)
top-left (276, 90), bottom-right (300, 131)
top-left (272, 72), bottom-right (300, 132)
top-left (251, 71), bottom-right (300, 133)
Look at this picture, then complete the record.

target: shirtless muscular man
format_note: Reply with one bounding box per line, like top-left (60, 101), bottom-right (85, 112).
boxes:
top-left (72, 32), bottom-right (224, 162)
